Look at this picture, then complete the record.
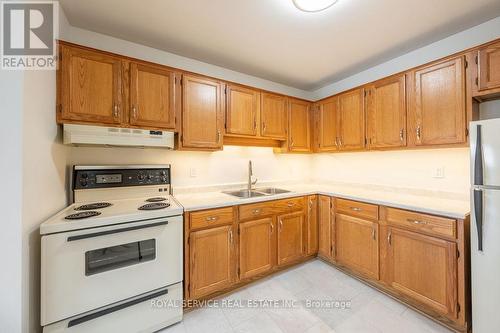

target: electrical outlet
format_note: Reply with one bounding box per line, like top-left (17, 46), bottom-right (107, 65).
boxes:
top-left (189, 168), bottom-right (197, 178)
top-left (432, 167), bottom-right (445, 179)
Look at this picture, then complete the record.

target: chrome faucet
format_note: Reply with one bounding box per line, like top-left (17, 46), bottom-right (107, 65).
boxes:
top-left (247, 160), bottom-right (258, 191)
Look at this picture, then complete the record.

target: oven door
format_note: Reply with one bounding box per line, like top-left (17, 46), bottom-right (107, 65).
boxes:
top-left (41, 215), bottom-right (183, 326)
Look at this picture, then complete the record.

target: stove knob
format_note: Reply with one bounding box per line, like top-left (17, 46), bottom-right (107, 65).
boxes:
top-left (79, 179), bottom-right (88, 187)
top-left (147, 174), bottom-right (153, 180)
top-left (138, 174), bottom-right (145, 181)
top-left (81, 173), bottom-right (88, 179)
top-left (160, 170), bottom-right (166, 176)
top-left (161, 176), bottom-right (167, 182)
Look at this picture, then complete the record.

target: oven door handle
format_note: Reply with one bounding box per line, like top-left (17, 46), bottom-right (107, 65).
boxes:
top-left (67, 221), bottom-right (169, 242)
top-left (68, 288), bottom-right (169, 327)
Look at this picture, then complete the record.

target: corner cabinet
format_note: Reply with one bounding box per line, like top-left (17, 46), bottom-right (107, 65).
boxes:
top-left (180, 75), bottom-right (224, 150)
top-left (318, 195), bottom-right (334, 260)
top-left (288, 98), bottom-right (311, 152)
top-left (475, 40), bottom-right (500, 95)
top-left (58, 44), bottom-right (123, 125)
top-left (408, 57), bottom-right (466, 146)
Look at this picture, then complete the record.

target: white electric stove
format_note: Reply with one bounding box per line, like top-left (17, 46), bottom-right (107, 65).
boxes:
top-left (40, 165), bottom-right (184, 333)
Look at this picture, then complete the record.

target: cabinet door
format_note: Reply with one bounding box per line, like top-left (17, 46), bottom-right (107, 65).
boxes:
top-left (318, 195), bottom-right (333, 259)
top-left (189, 225), bottom-right (235, 299)
top-left (336, 214), bottom-right (379, 280)
top-left (386, 227), bottom-right (457, 317)
top-left (306, 195), bottom-right (319, 255)
top-left (182, 75), bottom-right (223, 149)
top-left (315, 97), bottom-right (338, 152)
top-left (239, 217), bottom-right (275, 279)
top-left (337, 88), bottom-right (366, 151)
top-left (225, 84), bottom-right (259, 136)
top-left (261, 93), bottom-right (287, 139)
top-left (409, 57), bottom-right (466, 146)
top-left (129, 62), bottom-right (178, 129)
top-left (288, 98), bottom-right (311, 152)
top-left (60, 45), bottom-right (122, 124)
top-left (277, 211), bottom-right (305, 266)
top-left (477, 41), bottom-right (500, 91)
top-left (366, 75), bottom-right (406, 148)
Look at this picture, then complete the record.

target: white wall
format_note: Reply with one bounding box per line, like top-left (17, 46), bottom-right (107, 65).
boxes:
top-left (70, 146), bottom-right (311, 189)
top-left (311, 148), bottom-right (470, 194)
top-left (0, 69), bottom-right (24, 333)
top-left (312, 16), bottom-right (500, 100)
top-left (21, 71), bottom-right (69, 333)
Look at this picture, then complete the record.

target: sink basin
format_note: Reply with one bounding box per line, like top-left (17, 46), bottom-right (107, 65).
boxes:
top-left (254, 187), bottom-right (291, 195)
top-left (223, 190), bottom-right (266, 198)
top-left (223, 187), bottom-right (291, 198)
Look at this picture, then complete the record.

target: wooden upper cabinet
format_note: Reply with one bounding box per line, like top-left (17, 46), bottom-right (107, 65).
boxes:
top-left (288, 98), bottom-right (311, 152)
top-left (336, 214), bottom-right (379, 280)
top-left (386, 227), bottom-right (457, 318)
top-left (366, 75), bottom-right (407, 149)
top-left (239, 217), bottom-right (275, 279)
top-left (315, 97), bottom-right (338, 152)
top-left (261, 93), bottom-right (288, 140)
top-left (318, 195), bottom-right (333, 260)
top-left (225, 84), bottom-right (260, 136)
top-left (277, 211), bottom-right (305, 266)
top-left (477, 41), bottom-right (500, 92)
top-left (189, 225), bottom-right (235, 299)
top-left (337, 88), bottom-right (366, 151)
top-left (59, 45), bottom-right (123, 124)
top-left (306, 195), bottom-right (319, 255)
top-left (409, 57), bottom-right (466, 146)
top-left (129, 62), bottom-right (178, 129)
top-left (181, 75), bottom-right (223, 150)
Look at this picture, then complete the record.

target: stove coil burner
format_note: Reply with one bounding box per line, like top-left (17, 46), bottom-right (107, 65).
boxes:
top-left (65, 211), bottom-right (102, 220)
top-left (145, 197), bottom-right (168, 202)
top-left (138, 202), bottom-right (170, 210)
top-left (75, 202), bottom-right (112, 210)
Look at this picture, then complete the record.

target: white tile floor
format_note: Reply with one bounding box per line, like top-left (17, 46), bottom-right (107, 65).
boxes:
top-left (159, 259), bottom-right (453, 333)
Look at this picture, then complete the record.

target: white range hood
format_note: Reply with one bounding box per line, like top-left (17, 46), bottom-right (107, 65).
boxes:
top-left (63, 124), bottom-right (175, 149)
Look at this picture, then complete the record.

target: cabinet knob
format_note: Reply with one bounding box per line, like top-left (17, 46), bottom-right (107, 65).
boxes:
top-left (252, 209), bottom-right (261, 215)
top-left (132, 106), bottom-right (137, 119)
top-left (113, 104), bottom-right (119, 117)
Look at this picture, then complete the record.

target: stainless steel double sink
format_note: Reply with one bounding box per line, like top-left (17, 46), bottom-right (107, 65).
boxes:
top-left (223, 187), bottom-right (291, 198)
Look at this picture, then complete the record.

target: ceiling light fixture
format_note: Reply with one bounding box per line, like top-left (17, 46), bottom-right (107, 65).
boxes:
top-left (292, 0), bottom-right (338, 12)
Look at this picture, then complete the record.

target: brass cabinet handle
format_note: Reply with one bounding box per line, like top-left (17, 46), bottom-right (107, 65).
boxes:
top-left (372, 226), bottom-right (376, 240)
top-left (113, 104), bottom-right (119, 117)
top-left (290, 139), bottom-right (294, 148)
top-left (270, 222), bottom-right (274, 234)
top-left (400, 129), bottom-right (404, 142)
top-left (205, 216), bottom-right (218, 222)
top-left (350, 207), bottom-right (362, 212)
top-left (229, 229), bottom-right (233, 244)
top-left (416, 126), bottom-right (421, 140)
top-left (252, 209), bottom-right (261, 215)
top-left (287, 202), bottom-right (294, 207)
top-left (217, 130), bottom-right (221, 143)
top-left (407, 218), bottom-right (427, 225)
top-left (262, 123), bottom-right (267, 132)
top-left (131, 105), bottom-right (137, 119)
top-left (387, 231), bottom-right (392, 245)
top-left (279, 219), bottom-right (283, 231)
top-left (254, 119), bottom-right (257, 130)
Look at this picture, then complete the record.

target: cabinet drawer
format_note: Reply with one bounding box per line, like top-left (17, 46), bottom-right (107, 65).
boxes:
top-left (336, 199), bottom-right (379, 220)
top-left (190, 207), bottom-right (234, 230)
top-left (239, 197), bottom-right (304, 220)
top-left (383, 207), bottom-right (456, 239)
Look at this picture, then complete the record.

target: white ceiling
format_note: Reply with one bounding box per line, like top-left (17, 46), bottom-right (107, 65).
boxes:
top-left (59, 0), bottom-right (500, 91)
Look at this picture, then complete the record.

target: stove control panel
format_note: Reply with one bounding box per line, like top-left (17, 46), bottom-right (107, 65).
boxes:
top-left (73, 166), bottom-right (171, 190)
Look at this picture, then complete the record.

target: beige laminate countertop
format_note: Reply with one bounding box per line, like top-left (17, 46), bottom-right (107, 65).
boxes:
top-left (173, 183), bottom-right (470, 219)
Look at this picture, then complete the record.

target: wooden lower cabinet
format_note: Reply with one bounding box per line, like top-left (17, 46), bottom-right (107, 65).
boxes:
top-left (239, 217), bottom-right (275, 279)
top-left (335, 213), bottom-right (379, 280)
top-left (306, 195), bottom-right (319, 255)
top-left (385, 226), bottom-right (458, 318)
top-left (277, 211), bottom-right (305, 266)
top-left (318, 195), bottom-right (334, 260)
top-left (189, 225), bottom-right (235, 299)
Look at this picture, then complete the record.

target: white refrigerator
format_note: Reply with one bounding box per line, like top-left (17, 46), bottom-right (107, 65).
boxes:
top-left (470, 118), bottom-right (500, 333)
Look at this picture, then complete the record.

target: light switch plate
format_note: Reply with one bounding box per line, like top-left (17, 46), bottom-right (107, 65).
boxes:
top-left (189, 168), bottom-right (197, 177)
top-left (432, 167), bottom-right (445, 178)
